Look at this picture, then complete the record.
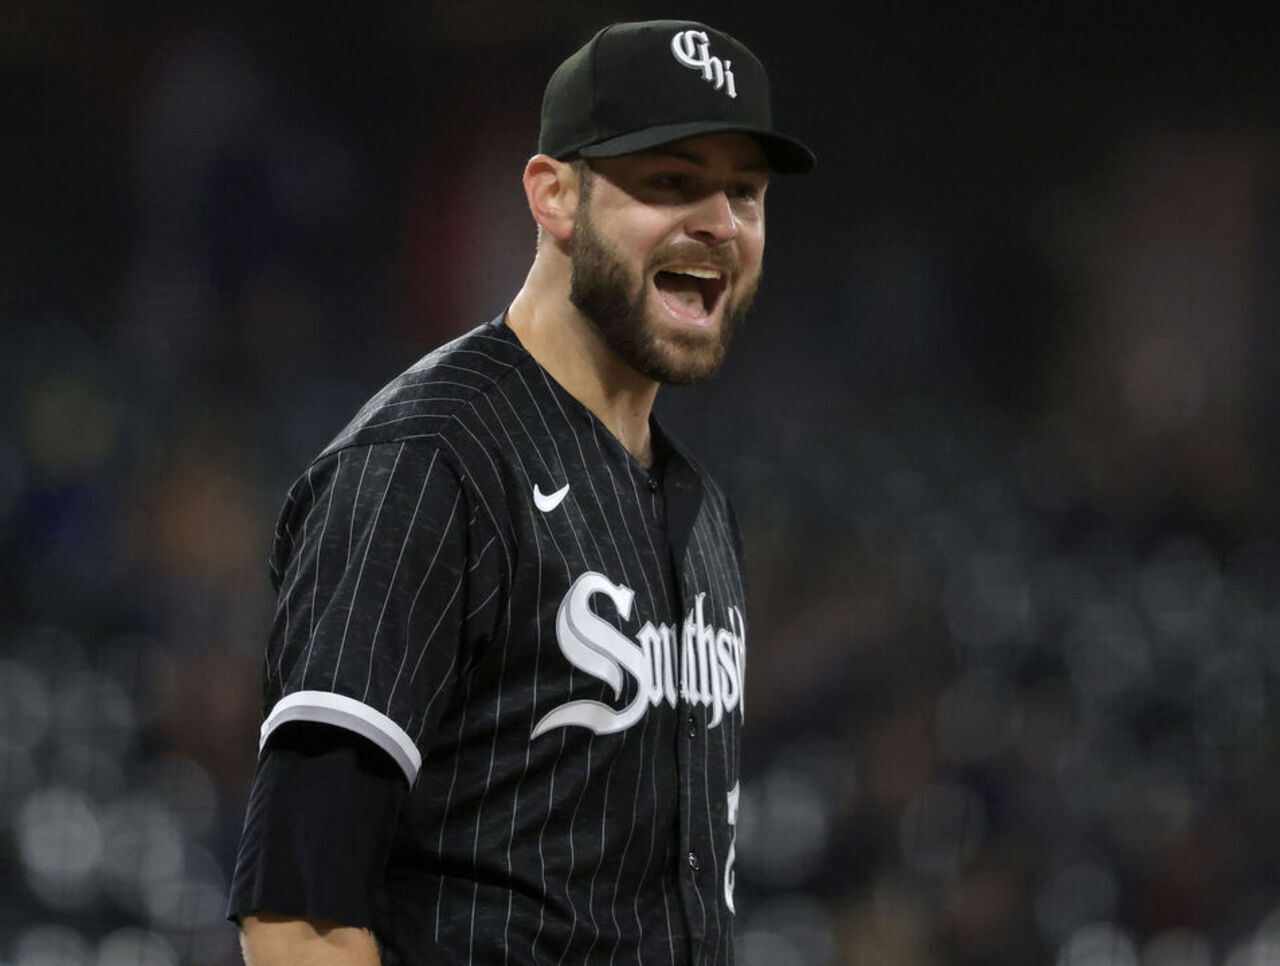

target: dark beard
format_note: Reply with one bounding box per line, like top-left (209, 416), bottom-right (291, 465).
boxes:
top-left (568, 196), bottom-right (756, 386)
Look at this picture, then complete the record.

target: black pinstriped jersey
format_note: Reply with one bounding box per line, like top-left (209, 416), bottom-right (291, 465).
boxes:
top-left (257, 316), bottom-right (747, 965)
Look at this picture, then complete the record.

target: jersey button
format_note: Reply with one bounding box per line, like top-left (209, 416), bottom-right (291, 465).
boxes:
top-left (688, 851), bottom-right (701, 873)
top-left (686, 714), bottom-right (697, 738)
top-left (647, 475), bottom-right (659, 493)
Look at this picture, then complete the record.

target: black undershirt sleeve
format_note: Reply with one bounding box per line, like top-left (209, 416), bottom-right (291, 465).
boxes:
top-left (227, 721), bottom-right (408, 928)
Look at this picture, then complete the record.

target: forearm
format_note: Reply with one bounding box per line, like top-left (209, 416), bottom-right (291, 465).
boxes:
top-left (240, 912), bottom-right (381, 966)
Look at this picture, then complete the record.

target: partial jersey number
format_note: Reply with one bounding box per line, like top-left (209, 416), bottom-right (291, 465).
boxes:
top-left (725, 781), bottom-right (740, 913)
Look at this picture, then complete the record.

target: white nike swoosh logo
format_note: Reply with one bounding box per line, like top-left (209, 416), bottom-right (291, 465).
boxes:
top-left (533, 482), bottom-right (570, 512)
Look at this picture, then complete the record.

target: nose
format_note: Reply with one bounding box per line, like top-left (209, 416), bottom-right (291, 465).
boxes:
top-left (684, 189), bottom-right (737, 245)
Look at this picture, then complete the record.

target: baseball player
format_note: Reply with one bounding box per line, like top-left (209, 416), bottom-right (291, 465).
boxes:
top-left (228, 19), bottom-right (813, 966)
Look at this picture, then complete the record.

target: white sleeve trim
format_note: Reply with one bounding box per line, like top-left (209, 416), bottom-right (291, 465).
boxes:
top-left (259, 690), bottom-right (422, 785)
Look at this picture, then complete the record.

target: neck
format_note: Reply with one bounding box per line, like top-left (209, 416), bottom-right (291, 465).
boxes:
top-left (506, 260), bottom-right (659, 467)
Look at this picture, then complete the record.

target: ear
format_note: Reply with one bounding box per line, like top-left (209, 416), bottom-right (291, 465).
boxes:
top-left (523, 154), bottom-right (581, 243)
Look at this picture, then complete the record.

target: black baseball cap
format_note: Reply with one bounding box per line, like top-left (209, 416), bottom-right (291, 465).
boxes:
top-left (538, 20), bottom-right (815, 175)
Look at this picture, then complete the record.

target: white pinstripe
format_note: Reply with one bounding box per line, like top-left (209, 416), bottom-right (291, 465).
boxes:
top-left (272, 467), bottom-right (313, 692)
top-left (362, 449), bottom-right (439, 703)
top-left (389, 484), bottom-right (460, 718)
top-left (333, 442), bottom-right (404, 682)
top-left (690, 520), bottom-right (729, 959)
top-left (300, 450), bottom-right (340, 686)
top-left (345, 445), bottom-right (374, 567)
top-left (403, 569), bottom-right (466, 733)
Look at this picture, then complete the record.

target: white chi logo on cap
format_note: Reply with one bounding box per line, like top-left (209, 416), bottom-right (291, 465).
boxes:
top-left (670, 29), bottom-right (737, 99)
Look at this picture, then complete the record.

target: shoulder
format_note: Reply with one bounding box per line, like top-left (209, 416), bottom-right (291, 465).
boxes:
top-left (318, 318), bottom-right (531, 458)
top-left (273, 320), bottom-right (531, 534)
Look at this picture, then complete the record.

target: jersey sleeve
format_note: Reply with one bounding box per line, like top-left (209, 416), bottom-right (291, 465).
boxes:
top-left (227, 722), bottom-right (407, 927)
top-left (259, 441), bottom-right (486, 785)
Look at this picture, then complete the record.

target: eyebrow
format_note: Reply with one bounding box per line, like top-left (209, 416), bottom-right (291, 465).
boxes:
top-left (643, 146), bottom-right (770, 174)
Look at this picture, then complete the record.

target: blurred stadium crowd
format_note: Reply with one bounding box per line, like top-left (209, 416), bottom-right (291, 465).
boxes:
top-left (1, 4), bottom-right (1277, 965)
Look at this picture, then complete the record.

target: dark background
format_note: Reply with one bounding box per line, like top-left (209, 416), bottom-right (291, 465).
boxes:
top-left (2, 2), bottom-right (1278, 964)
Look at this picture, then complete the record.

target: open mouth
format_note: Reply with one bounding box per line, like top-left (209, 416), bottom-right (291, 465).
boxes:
top-left (653, 266), bottom-right (728, 322)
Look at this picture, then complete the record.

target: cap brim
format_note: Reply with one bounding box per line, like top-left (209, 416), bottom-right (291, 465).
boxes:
top-left (576, 120), bottom-right (815, 174)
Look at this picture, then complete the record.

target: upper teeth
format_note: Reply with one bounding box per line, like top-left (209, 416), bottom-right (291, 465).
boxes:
top-left (670, 267), bottom-right (721, 279)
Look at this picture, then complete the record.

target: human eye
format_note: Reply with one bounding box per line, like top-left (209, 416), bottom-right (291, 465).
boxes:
top-left (649, 172), bottom-right (689, 191)
top-left (727, 182), bottom-right (765, 216)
